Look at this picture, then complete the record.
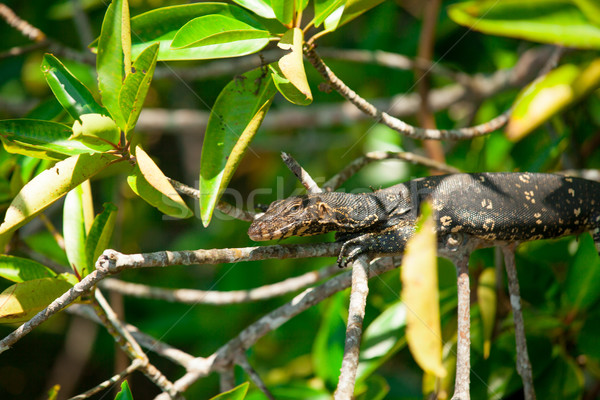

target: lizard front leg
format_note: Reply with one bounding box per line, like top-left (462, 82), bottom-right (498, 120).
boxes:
top-left (336, 224), bottom-right (415, 268)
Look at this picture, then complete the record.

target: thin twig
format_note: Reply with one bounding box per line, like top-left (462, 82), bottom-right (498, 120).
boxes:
top-left (452, 252), bottom-right (471, 400)
top-left (67, 359), bottom-right (144, 400)
top-left (323, 151), bottom-right (460, 190)
top-left (305, 46), bottom-right (511, 141)
top-left (334, 254), bottom-right (370, 399)
top-left (281, 152), bottom-right (323, 194)
top-left (502, 246), bottom-right (536, 400)
top-left (100, 264), bottom-right (341, 304)
top-left (0, 3), bottom-right (46, 41)
top-left (234, 352), bottom-right (275, 400)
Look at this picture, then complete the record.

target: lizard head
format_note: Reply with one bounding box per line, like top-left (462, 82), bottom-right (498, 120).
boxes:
top-left (248, 194), bottom-right (347, 241)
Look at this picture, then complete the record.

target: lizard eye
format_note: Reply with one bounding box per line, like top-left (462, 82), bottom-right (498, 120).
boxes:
top-left (289, 204), bottom-right (302, 213)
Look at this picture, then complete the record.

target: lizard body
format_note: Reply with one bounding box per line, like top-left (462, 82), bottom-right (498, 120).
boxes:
top-left (248, 173), bottom-right (600, 266)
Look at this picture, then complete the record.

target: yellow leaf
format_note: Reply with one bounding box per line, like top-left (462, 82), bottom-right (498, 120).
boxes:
top-left (277, 28), bottom-right (312, 102)
top-left (401, 201), bottom-right (446, 378)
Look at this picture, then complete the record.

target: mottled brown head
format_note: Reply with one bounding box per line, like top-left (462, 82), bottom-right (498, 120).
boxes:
top-left (248, 194), bottom-right (350, 241)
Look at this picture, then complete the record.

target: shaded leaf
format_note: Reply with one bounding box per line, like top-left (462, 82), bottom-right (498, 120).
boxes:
top-left (0, 255), bottom-right (56, 283)
top-left (97, 0), bottom-right (127, 129)
top-left (209, 381), bottom-right (249, 400)
top-left (337, 0), bottom-right (385, 29)
top-left (270, 28), bottom-right (312, 105)
top-left (199, 67), bottom-right (275, 226)
top-left (0, 275), bottom-right (75, 324)
top-left (507, 59), bottom-right (600, 140)
top-left (171, 14), bottom-right (271, 49)
top-left (271, 0), bottom-right (295, 25)
top-left (313, 291), bottom-right (346, 386)
top-left (448, 0), bottom-right (600, 49)
top-left (119, 42), bottom-right (159, 136)
top-left (563, 233), bottom-right (600, 312)
top-left (535, 353), bottom-right (584, 400)
top-left (477, 268), bottom-right (496, 359)
top-left (0, 153), bottom-right (118, 239)
top-left (130, 3), bottom-right (270, 61)
top-left (0, 119), bottom-right (100, 158)
top-left (84, 203), bottom-right (117, 277)
top-left (231, 0), bottom-right (276, 19)
top-left (128, 146), bottom-right (193, 219)
top-left (400, 201), bottom-right (446, 378)
top-left (41, 54), bottom-right (106, 120)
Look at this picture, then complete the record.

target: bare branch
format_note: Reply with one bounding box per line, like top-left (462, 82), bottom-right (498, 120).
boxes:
top-left (323, 151), bottom-right (460, 190)
top-left (100, 264), bottom-right (341, 304)
top-left (334, 254), bottom-right (371, 399)
top-left (281, 152), bottom-right (323, 194)
top-left (305, 46), bottom-right (510, 141)
top-left (234, 352), bottom-right (275, 400)
top-left (0, 3), bottom-right (45, 41)
top-left (451, 252), bottom-right (471, 400)
top-left (502, 246), bottom-right (536, 400)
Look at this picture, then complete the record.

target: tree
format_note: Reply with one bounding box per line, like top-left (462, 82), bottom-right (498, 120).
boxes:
top-left (0, 0), bottom-right (600, 399)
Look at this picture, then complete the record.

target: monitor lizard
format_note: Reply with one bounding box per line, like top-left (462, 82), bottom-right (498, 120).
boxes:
top-left (248, 173), bottom-right (600, 267)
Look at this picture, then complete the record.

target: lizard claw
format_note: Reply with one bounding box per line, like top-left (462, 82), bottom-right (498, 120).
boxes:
top-left (337, 241), bottom-right (365, 268)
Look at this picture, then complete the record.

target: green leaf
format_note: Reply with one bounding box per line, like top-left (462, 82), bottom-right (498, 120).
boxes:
top-left (573, 0), bottom-right (600, 25)
top-left (336, 0), bottom-right (385, 29)
top-left (357, 301), bottom-right (407, 383)
top-left (0, 275), bottom-right (75, 324)
top-left (119, 42), bottom-right (159, 136)
top-left (535, 353), bottom-right (583, 400)
top-left (400, 201), bottom-right (446, 378)
top-left (171, 14), bottom-right (271, 50)
top-left (209, 382), bottom-right (249, 400)
top-left (127, 146), bottom-right (193, 219)
top-left (199, 67), bottom-right (276, 226)
top-left (114, 380), bottom-right (134, 400)
top-left (0, 255), bottom-right (56, 283)
top-left (355, 375), bottom-right (389, 400)
top-left (270, 28), bottom-right (312, 105)
top-left (63, 182), bottom-right (94, 278)
top-left (41, 54), bottom-right (106, 121)
top-left (0, 153), bottom-right (118, 239)
top-left (271, 0), bottom-right (295, 25)
top-left (507, 59), bottom-right (600, 140)
top-left (130, 3), bottom-right (270, 61)
top-left (71, 113), bottom-right (121, 151)
top-left (0, 119), bottom-right (101, 158)
top-left (231, 0), bottom-right (276, 19)
top-left (577, 309), bottom-right (600, 360)
top-left (313, 291), bottom-right (346, 387)
top-left (563, 233), bottom-right (600, 312)
top-left (448, 0), bottom-right (600, 49)
top-left (84, 203), bottom-right (117, 277)
top-left (97, 0), bottom-right (127, 130)
top-left (477, 268), bottom-right (496, 359)
top-left (313, 0), bottom-right (345, 28)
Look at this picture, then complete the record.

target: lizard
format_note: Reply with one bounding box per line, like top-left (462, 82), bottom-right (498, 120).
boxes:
top-left (247, 172), bottom-right (600, 267)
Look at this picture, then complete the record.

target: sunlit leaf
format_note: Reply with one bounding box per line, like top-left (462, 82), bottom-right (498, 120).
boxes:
top-left (63, 184), bottom-right (91, 277)
top-left (271, 0), bottom-right (294, 25)
top-left (270, 28), bottom-right (312, 105)
top-left (573, 0), bottom-right (600, 25)
top-left (84, 203), bottom-right (117, 277)
top-left (199, 67), bottom-right (276, 226)
top-left (0, 275), bottom-right (75, 324)
top-left (128, 146), bottom-right (193, 219)
top-left (41, 54), bottom-right (106, 120)
top-left (0, 153), bottom-right (119, 239)
top-left (209, 382), bottom-right (249, 400)
top-left (71, 113), bottom-right (120, 151)
top-left (97, 0), bottom-right (127, 129)
top-left (448, 0), bottom-right (600, 49)
top-left (337, 0), bottom-right (385, 29)
top-left (231, 0), bottom-right (276, 19)
top-left (313, 0), bottom-right (346, 28)
top-left (0, 255), bottom-right (56, 283)
top-left (130, 3), bottom-right (271, 61)
top-left (114, 380), bottom-right (134, 400)
top-left (507, 59), bottom-right (600, 140)
top-left (401, 201), bottom-right (446, 378)
top-left (477, 268), bottom-right (496, 359)
top-left (171, 14), bottom-right (271, 49)
top-left (119, 42), bottom-right (159, 136)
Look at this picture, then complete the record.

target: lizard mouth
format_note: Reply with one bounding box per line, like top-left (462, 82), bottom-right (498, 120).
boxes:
top-left (247, 225), bottom-right (287, 241)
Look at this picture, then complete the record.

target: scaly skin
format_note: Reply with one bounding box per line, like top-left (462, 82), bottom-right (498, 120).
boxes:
top-left (248, 173), bottom-right (600, 266)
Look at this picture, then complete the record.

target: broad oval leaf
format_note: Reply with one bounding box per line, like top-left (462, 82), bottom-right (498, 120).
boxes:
top-left (130, 3), bottom-right (270, 61)
top-left (0, 153), bottom-right (119, 239)
top-left (0, 255), bottom-right (56, 283)
top-left (41, 54), bottom-right (106, 120)
top-left (400, 201), bottom-right (446, 378)
top-left (271, 28), bottom-right (312, 105)
top-left (63, 182), bottom-right (94, 278)
top-left (231, 0), bottom-right (276, 19)
top-left (128, 146), bottom-right (193, 219)
top-left (313, 0), bottom-right (346, 28)
top-left (0, 119), bottom-right (102, 158)
top-left (84, 202), bottom-right (118, 277)
top-left (477, 267), bottom-right (496, 359)
top-left (171, 14), bottom-right (271, 49)
top-left (448, 0), bottom-right (600, 49)
top-left (119, 42), bottom-right (159, 136)
top-left (97, 0), bottom-right (127, 130)
top-left (506, 59), bottom-right (600, 140)
top-left (271, 0), bottom-right (295, 25)
top-left (209, 382), bottom-right (249, 400)
top-left (0, 275), bottom-right (75, 324)
top-left (71, 113), bottom-right (120, 151)
top-left (199, 67), bottom-right (276, 226)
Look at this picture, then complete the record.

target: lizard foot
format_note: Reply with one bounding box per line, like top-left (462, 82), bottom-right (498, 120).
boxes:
top-left (337, 241), bottom-right (367, 268)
